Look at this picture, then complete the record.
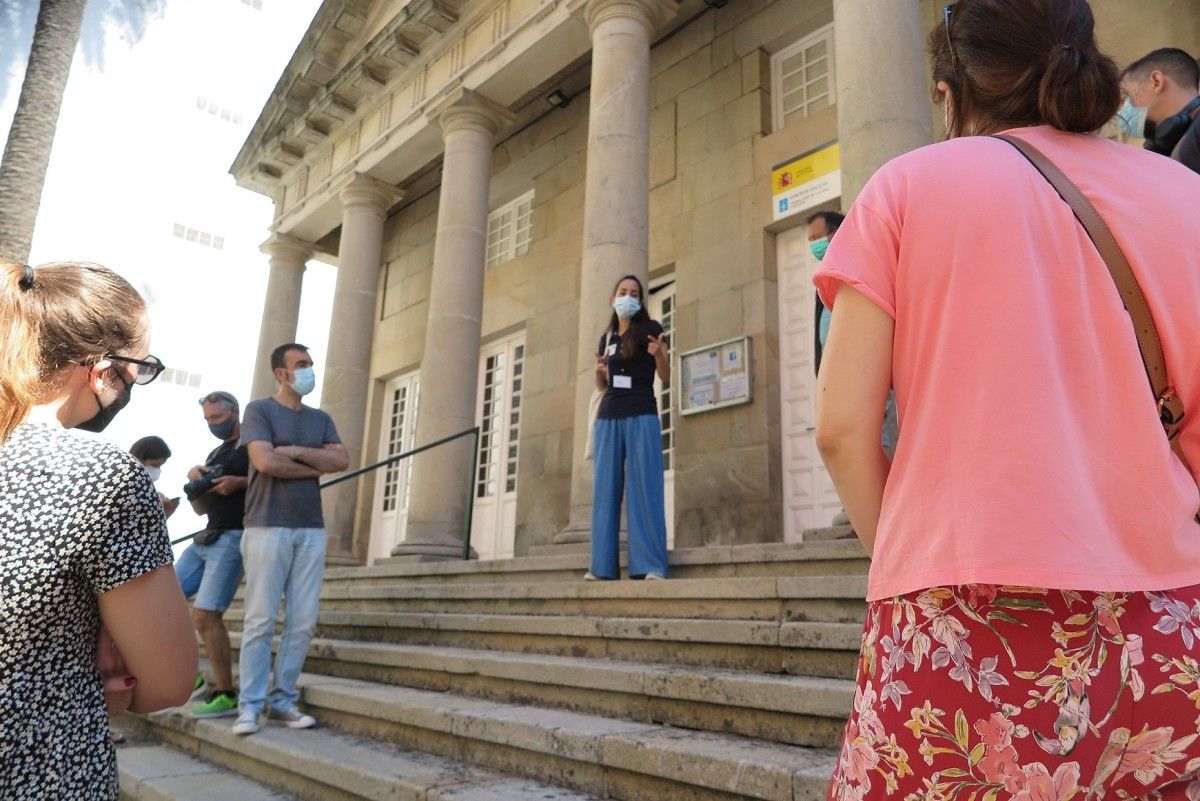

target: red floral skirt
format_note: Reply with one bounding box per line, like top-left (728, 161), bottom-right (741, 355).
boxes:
top-left (829, 584), bottom-right (1200, 801)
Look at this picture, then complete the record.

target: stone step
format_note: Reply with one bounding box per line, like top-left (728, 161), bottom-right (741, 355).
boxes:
top-left (297, 672), bottom-right (840, 801)
top-left (521, 528), bottom-right (854, 558)
top-left (228, 575), bottom-right (868, 624)
top-left (220, 635), bottom-right (855, 748)
top-left (154, 671), bottom-right (838, 801)
top-left (799, 525), bottom-right (856, 542)
top-left (117, 743), bottom-right (297, 801)
top-left (120, 710), bottom-right (601, 801)
top-left (224, 610), bottom-right (863, 678)
top-left (326, 540), bottom-right (869, 587)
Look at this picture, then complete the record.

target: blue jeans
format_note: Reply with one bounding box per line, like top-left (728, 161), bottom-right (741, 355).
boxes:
top-left (590, 414), bottom-right (669, 579)
top-left (175, 530), bottom-right (244, 612)
top-left (237, 527), bottom-right (326, 715)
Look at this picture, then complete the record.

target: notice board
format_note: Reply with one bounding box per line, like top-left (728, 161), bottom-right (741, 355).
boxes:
top-left (678, 336), bottom-right (753, 416)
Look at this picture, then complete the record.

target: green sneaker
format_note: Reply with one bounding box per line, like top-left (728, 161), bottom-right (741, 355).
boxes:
top-left (189, 673), bottom-right (205, 699)
top-left (191, 691), bottom-right (239, 719)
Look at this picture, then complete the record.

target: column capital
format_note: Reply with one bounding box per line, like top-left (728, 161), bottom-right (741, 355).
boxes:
top-left (572, 0), bottom-right (677, 35)
top-left (426, 88), bottom-right (515, 142)
top-left (259, 232), bottom-right (314, 264)
top-left (335, 172), bottom-right (404, 216)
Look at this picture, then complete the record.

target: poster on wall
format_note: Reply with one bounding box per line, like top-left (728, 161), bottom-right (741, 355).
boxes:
top-left (679, 336), bottom-right (753, 416)
top-left (771, 141), bottom-right (841, 221)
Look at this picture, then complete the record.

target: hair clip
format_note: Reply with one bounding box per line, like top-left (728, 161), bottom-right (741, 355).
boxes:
top-left (17, 264), bottom-right (34, 291)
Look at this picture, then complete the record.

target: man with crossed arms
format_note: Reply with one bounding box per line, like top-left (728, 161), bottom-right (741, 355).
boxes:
top-left (232, 343), bottom-right (347, 735)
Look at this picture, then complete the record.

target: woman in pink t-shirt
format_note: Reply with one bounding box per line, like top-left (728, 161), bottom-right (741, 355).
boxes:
top-left (816, 2), bottom-right (1200, 800)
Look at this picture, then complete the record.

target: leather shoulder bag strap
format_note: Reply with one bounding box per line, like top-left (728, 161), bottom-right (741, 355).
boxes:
top-left (993, 134), bottom-right (1194, 479)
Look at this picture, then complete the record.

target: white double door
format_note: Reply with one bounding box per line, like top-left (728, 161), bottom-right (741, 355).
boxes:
top-left (776, 225), bottom-right (842, 540)
top-left (369, 372), bottom-right (421, 564)
top-left (468, 333), bottom-right (525, 561)
top-left (368, 334), bottom-right (525, 564)
top-left (646, 280), bottom-right (675, 548)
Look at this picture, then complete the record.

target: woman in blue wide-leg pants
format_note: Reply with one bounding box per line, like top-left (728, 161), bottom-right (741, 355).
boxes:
top-left (590, 414), bottom-right (669, 579)
top-left (587, 274), bottom-right (670, 581)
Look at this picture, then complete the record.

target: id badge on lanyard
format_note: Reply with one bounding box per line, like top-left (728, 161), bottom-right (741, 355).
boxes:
top-left (605, 334), bottom-right (633, 389)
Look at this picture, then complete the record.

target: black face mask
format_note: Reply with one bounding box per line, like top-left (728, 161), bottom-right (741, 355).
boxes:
top-left (208, 417), bottom-right (236, 441)
top-left (75, 370), bottom-right (134, 433)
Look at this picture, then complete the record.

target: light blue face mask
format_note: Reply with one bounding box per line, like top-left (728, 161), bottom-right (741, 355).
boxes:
top-left (612, 296), bottom-right (641, 319)
top-left (290, 367), bottom-right (317, 396)
top-left (1116, 97), bottom-right (1149, 139)
top-left (809, 238), bottom-right (830, 261)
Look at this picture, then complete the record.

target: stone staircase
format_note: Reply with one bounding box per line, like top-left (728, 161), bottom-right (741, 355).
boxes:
top-left (118, 539), bottom-right (869, 801)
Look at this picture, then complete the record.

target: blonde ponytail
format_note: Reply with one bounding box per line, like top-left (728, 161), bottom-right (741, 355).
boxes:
top-left (0, 262), bottom-right (45, 441)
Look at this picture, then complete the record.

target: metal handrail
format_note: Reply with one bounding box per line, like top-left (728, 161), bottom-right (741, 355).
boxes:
top-left (170, 426), bottom-right (482, 560)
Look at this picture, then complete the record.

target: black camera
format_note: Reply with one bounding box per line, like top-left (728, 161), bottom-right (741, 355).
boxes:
top-left (183, 464), bottom-right (225, 500)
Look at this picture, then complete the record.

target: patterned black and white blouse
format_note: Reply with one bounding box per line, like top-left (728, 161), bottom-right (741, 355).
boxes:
top-left (0, 422), bottom-right (172, 800)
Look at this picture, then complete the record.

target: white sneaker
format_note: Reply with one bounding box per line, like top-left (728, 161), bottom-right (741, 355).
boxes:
top-left (583, 571), bottom-right (599, 581)
top-left (232, 710), bottom-right (260, 736)
top-left (267, 705), bottom-right (316, 729)
top-left (645, 572), bottom-right (666, 581)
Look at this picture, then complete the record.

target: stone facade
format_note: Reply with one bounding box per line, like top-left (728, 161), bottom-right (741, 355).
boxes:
top-left (232, 0), bottom-right (1200, 564)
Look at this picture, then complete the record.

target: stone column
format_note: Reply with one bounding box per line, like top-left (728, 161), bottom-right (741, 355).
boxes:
top-left (321, 173), bottom-right (402, 566)
top-left (555, 0), bottom-right (677, 546)
top-left (250, 234), bottom-right (312, 401)
top-left (393, 90), bottom-right (513, 560)
top-left (832, 0), bottom-right (933, 204)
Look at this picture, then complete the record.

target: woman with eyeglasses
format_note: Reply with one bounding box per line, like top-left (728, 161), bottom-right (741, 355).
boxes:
top-left (817, 2), bottom-right (1200, 800)
top-left (0, 262), bottom-right (197, 799)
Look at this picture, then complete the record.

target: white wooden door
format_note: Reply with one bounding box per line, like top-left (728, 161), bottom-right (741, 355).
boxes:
top-left (368, 371), bottom-right (420, 564)
top-left (470, 334), bottom-right (525, 560)
top-left (777, 226), bottom-right (842, 540)
top-left (648, 280), bottom-right (676, 548)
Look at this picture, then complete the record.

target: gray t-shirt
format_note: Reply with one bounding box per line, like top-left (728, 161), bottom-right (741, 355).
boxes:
top-left (239, 397), bottom-right (342, 529)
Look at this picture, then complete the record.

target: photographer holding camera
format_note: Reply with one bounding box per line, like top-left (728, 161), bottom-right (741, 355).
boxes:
top-left (173, 390), bottom-right (249, 718)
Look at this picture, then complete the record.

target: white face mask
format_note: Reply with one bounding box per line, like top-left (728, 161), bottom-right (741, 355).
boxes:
top-left (144, 465), bottom-right (162, 482)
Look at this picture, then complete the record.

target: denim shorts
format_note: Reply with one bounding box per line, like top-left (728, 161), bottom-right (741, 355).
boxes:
top-left (175, 529), bottom-right (244, 612)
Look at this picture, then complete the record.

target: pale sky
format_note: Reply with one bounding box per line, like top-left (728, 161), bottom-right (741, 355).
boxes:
top-left (0, 0), bottom-right (331, 551)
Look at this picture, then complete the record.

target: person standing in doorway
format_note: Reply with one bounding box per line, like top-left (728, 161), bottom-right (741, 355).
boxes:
top-left (587, 275), bottom-right (671, 581)
top-left (174, 390), bottom-right (248, 719)
top-left (809, 210), bottom-right (897, 537)
top-left (233, 343), bottom-right (347, 736)
top-left (808, 211), bottom-right (844, 378)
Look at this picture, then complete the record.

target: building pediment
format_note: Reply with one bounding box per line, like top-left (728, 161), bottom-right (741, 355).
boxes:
top-left (233, 0), bottom-right (689, 243)
top-left (232, 0), bottom-right (469, 188)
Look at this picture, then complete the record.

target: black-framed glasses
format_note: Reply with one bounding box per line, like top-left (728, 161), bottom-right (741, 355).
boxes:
top-left (107, 354), bottom-right (166, 386)
top-left (944, 3), bottom-right (957, 65)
